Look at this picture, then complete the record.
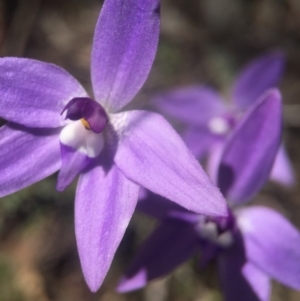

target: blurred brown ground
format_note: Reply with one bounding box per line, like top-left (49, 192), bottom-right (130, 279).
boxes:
top-left (1, 0), bottom-right (300, 300)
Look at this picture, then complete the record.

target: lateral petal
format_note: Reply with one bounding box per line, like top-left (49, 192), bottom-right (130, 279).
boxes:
top-left (237, 206), bottom-right (300, 290)
top-left (232, 52), bottom-right (285, 110)
top-left (91, 0), bottom-right (160, 112)
top-left (152, 86), bottom-right (226, 126)
top-left (217, 89), bottom-right (282, 204)
top-left (75, 161), bottom-right (139, 292)
top-left (113, 110), bottom-right (227, 217)
top-left (182, 126), bottom-right (221, 160)
top-left (0, 123), bottom-right (61, 197)
top-left (117, 219), bottom-right (199, 292)
top-left (0, 58), bottom-right (87, 128)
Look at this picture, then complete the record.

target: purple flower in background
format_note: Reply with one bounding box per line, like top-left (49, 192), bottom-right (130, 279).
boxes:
top-left (0, 0), bottom-right (228, 292)
top-left (117, 90), bottom-right (300, 301)
top-left (152, 52), bottom-right (295, 186)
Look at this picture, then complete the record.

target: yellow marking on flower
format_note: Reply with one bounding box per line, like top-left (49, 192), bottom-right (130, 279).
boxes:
top-left (81, 118), bottom-right (91, 130)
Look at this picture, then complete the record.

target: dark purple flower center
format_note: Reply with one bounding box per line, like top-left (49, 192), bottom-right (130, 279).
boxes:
top-left (197, 209), bottom-right (237, 247)
top-left (205, 210), bottom-right (236, 235)
top-left (61, 97), bottom-right (108, 133)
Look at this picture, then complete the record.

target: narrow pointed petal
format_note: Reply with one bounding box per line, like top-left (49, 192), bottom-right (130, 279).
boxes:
top-left (117, 220), bottom-right (199, 292)
top-left (270, 144), bottom-right (295, 186)
top-left (56, 144), bottom-right (92, 191)
top-left (232, 52), bottom-right (285, 110)
top-left (0, 123), bottom-right (61, 197)
top-left (75, 161), bottom-right (139, 292)
top-left (152, 86), bottom-right (227, 126)
top-left (114, 110), bottom-right (227, 217)
top-left (0, 58), bottom-right (87, 128)
top-left (237, 206), bottom-right (300, 290)
top-left (217, 89), bottom-right (282, 204)
top-left (91, 0), bottom-right (160, 112)
top-left (218, 234), bottom-right (270, 301)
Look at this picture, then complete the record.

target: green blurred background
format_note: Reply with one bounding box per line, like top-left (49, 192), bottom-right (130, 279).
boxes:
top-left (1, 0), bottom-right (300, 300)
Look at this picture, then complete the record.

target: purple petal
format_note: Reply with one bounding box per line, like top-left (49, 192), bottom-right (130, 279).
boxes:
top-left (137, 190), bottom-right (185, 220)
top-left (91, 0), bottom-right (160, 112)
top-left (138, 190), bottom-right (203, 224)
top-left (242, 264), bottom-right (270, 301)
top-left (218, 234), bottom-right (270, 301)
top-left (56, 143), bottom-right (92, 191)
top-left (0, 123), bottom-right (61, 197)
top-left (152, 86), bottom-right (227, 126)
top-left (217, 89), bottom-right (282, 204)
top-left (237, 206), bottom-right (300, 290)
top-left (114, 110), bottom-right (227, 217)
top-left (270, 144), bottom-right (295, 186)
top-left (117, 219), bottom-right (199, 292)
top-left (198, 241), bottom-right (219, 269)
top-left (138, 186), bottom-right (148, 201)
top-left (182, 126), bottom-right (220, 160)
top-left (138, 189), bottom-right (201, 224)
top-left (75, 161), bottom-right (139, 292)
top-left (232, 52), bottom-right (285, 110)
top-left (0, 58), bottom-right (87, 128)
top-left (206, 141), bottom-right (226, 184)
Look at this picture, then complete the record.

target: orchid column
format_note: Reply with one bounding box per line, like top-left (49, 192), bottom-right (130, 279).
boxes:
top-left (0, 0), bottom-right (227, 292)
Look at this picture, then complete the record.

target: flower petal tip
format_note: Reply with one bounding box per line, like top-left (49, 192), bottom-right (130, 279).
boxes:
top-left (85, 278), bottom-right (101, 293)
top-left (232, 52), bottom-right (284, 109)
top-left (258, 88), bottom-right (282, 114)
top-left (117, 270), bottom-right (147, 293)
top-left (203, 191), bottom-right (229, 218)
top-left (55, 183), bottom-right (65, 192)
top-left (82, 269), bottom-right (108, 293)
top-left (266, 87), bottom-right (281, 100)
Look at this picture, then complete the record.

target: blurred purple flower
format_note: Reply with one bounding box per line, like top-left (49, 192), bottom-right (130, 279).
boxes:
top-left (0, 0), bottom-right (227, 292)
top-left (117, 90), bottom-right (300, 301)
top-left (152, 52), bottom-right (295, 186)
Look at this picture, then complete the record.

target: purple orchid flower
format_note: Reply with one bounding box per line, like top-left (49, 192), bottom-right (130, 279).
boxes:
top-left (152, 52), bottom-right (295, 186)
top-left (117, 89), bottom-right (300, 301)
top-left (0, 0), bottom-right (228, 292)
